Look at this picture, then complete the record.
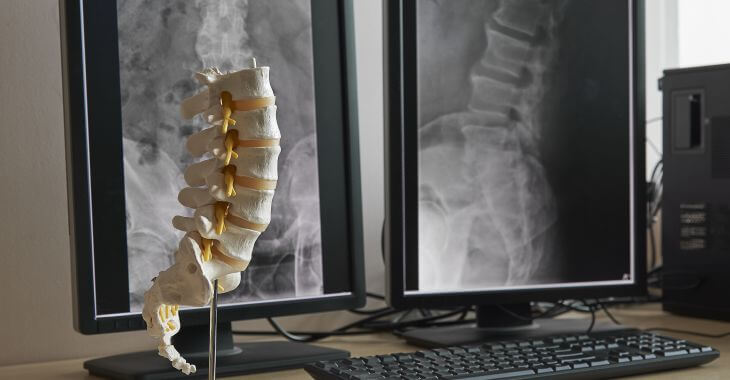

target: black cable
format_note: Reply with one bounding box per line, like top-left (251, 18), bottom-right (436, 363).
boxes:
top-left (646, 116), bottom-right (663, 125)
top-left (646, 138), bottom-right (662, 157)
top-left (494, 304), bottom-right (534, 322)
top-left (536, 303), bottom-right (575, 319)
top-left (348, 306), bottom-right (393, 316)
top-left (643, 327), bottom-right (730, 339)
top-left (393, 309), bottom-right (414, 324)
top-left (266, 317), bottom-right (321, 343)
top-left (346, 292), bottom-right (390, 315)
top-left (586, 305), bottom-right (597, 335)
top-left (336, 308), bottom-right (404, 332)
top-left (389, 308), bottom-right (472, 331)
top-left (496, 303), bottom-right (567, 322)
top-left (644, 117), bottom-right (663, 159)
top-left (600, 303), bottom-right (621, 325)
top-left (647, 265), bottom-right (662, 277)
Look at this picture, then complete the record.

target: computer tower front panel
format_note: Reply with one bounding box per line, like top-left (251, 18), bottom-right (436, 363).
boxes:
top-left (661, 64), bottom-right (730, 320)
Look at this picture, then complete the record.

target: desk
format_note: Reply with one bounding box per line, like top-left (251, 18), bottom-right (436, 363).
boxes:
top-left (2, 303), bottom-right (729, 380)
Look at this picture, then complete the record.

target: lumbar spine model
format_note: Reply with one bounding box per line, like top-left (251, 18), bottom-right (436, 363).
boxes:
top-left (141, 59), bottom-right (279, 375)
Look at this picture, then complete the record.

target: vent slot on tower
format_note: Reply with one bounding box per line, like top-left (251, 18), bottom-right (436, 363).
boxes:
top-left (672, 91), bottom-right (703, 151)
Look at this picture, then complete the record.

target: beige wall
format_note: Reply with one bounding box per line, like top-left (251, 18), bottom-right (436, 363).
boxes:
top-left (0, 0), bottom-right (384, 366)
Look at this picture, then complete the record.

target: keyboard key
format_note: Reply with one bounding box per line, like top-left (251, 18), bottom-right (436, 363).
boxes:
top-left (347, 369), bottom-right (370, 376)
top-left (534, 365), bottom-right (554, 373)
top-left (555, 351), bottom-right (583, 359)
top-left (590, 360), bottom-right (610, 367)
top-left (377, 355), bottom-right (396, 364)
top-left (572, 362), bottom-right (590, 369)
top-left (561, 355), bottom-right (596, 363)
top-left (658, 349), bottom-right (689, 357)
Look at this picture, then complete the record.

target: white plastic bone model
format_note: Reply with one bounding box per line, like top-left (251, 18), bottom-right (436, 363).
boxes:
top-left (141, 61), bottom-right (279, 375)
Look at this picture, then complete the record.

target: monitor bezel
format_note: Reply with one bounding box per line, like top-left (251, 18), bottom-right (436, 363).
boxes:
top-left (384, 0), bottom-right (647, 309)
top-left (61, 0), bottom-right (365, 335)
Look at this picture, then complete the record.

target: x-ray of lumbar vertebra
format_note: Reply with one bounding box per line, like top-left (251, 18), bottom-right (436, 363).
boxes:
top-left (418, 0), bottom-right (566, 290)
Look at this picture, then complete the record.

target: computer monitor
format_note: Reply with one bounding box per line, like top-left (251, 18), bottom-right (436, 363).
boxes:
top-left (60, 0), bottom-right (364, 377)
top-left (385, 0), bottom-right (646, 347)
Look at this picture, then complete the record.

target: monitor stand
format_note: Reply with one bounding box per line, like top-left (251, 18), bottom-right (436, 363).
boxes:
top-left (397, 303), bottom-right (632, 348)
top-left (84, 322), bottom-right (349, 380)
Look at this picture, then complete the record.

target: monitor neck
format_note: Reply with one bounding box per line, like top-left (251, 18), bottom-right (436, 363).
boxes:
top-left (476, 303), bottom-right (535, 329)
top-left (172, 321), bottom-right (240, 358)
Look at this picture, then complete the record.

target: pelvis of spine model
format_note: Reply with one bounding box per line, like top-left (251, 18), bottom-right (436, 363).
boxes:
top-left (142, 64), bottom-right (279, 375)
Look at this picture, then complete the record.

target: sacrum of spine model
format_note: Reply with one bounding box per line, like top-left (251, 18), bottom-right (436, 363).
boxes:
top-left (141, 64), bottom-right (279, 375)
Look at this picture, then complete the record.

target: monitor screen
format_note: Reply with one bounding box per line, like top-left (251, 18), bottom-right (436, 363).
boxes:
top-left (408, 0), bottom-right (635, 294)
top-left (85, 0), bottom-right (356, 318)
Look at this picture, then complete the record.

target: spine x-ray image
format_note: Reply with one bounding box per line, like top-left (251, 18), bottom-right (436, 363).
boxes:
top-left (416, 0), bottom-right (633, 291)
top-left (117, 0), bottom-right (324, 311)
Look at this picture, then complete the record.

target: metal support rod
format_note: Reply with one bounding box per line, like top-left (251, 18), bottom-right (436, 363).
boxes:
top-left (209, 279), bottom-right (218, 380)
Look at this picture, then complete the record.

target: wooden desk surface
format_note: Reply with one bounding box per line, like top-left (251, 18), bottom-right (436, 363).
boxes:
top-left (2, 303), bottom-right (729, 380)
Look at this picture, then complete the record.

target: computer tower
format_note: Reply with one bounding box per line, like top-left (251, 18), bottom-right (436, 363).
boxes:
top-left (661, 64), bottom-right (730, 320)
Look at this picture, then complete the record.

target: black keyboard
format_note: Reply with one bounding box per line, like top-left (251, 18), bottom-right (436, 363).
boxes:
top-left (304, 330), bottom-right (718, 379)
